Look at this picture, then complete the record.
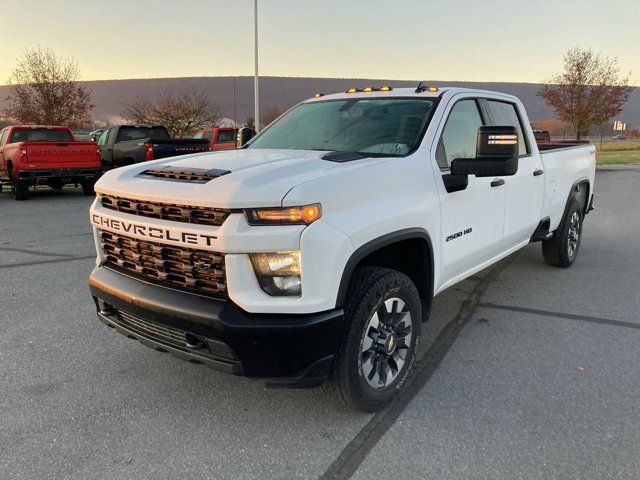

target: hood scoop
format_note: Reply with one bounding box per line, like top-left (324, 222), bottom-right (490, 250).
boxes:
top-left (137, 166), bottom-right (231, 184)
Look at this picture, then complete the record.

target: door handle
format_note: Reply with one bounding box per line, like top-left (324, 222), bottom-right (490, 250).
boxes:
top-left (490, 179), bottom-right (505, 187)
top-left (533, 169), bottom-right (544, 176)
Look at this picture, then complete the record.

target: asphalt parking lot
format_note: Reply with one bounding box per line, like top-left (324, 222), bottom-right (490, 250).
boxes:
top-left (1, 165), bottom-right (639, 480)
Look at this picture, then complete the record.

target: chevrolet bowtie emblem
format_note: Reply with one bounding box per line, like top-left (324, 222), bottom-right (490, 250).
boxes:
top-left (193, 261), bottom-right (213, 269)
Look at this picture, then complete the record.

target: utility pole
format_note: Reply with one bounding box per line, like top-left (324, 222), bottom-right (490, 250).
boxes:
top-left (254, 0), bottom-right (260, 132)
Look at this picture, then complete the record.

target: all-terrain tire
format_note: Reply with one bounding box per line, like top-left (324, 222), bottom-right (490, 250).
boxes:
top-left (14, 180), bottom-right (29, 201)
top-left (335, 266), bottom-right (421, 412)
top-left (542, 197), bottom-right (583, 267)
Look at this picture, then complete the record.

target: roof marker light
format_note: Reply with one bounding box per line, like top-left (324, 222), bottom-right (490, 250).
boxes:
top-left (346, 87), bottom-right (358, 93)
top-left (314, 93), bottom-right (324, 98)
top-left (362, 86), bottom-right (373, 93)
top-left (415, 81), bottom-right (440, 93)
top-left (379, 86), bottom-right (392, 91)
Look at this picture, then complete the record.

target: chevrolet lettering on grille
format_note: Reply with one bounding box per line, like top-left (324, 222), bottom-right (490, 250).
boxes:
top-left (91, 213), bottom-right (217, 248)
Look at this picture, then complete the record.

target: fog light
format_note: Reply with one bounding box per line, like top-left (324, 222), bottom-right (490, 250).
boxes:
top-left (250, 251), bottom-right (302, 296)
top-left (97, 299), bottom-right (115, 315)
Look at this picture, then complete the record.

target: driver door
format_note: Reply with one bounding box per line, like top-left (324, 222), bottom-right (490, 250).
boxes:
top-left (433, 97), bottom-right (507, 289)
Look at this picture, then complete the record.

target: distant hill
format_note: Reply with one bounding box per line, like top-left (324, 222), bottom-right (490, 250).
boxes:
top-left (0, 76), bottom-right (638, 127)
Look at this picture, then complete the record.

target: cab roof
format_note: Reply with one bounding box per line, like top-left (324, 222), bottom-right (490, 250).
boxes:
top-left (305, 86), bottom-right (519, 103)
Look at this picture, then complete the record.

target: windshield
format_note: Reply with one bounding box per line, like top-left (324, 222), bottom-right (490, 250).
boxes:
top-left (248, 98), bottom-right (436, 156)
top-left (10, 128), bottom-right (74, 143)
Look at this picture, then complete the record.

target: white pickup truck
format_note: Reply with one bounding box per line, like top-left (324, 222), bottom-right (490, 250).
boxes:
top-left (88, 85), bottom-right (595, 411)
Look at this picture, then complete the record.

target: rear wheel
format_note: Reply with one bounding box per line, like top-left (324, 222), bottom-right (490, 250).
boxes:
top-left (336, 267), bottom-right (421, 412)
top-left (14, 180), bottom-right (29, 201)
top-left (542, 197), bottom-right (583, 267)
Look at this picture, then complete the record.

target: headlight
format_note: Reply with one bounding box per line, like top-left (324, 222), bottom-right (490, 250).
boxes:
top-left (250, 251), bottom-right (301, 296)
top-left (245, 204), bottom-right (321, 225)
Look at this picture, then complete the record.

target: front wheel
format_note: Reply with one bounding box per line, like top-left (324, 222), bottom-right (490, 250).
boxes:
top-left (542, 197), bottom-right (583, 267)
top-left (336, 267), bottom-right (421, 412)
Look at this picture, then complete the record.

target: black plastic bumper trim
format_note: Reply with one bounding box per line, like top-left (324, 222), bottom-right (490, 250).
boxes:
top-left (97, 310), bottom-right (241, 374)
top-left (89, 266), bottom-right (344, 384)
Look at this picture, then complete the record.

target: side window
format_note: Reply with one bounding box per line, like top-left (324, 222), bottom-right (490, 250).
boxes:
top-left (0, 130), bottom-right (7, 146)
top-left (436, 99), bottom-right (483, 169)
top-left (203, 131), bottom-right (214, 141)
top-left (485, 100), bottom-right (528, 156)
top-left (97, 129), bottom-right (109, 146)
top-left (216, 130), bottom-right (236, 143)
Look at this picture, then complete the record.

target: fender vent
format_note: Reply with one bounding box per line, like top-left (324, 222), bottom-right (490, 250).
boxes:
top-left (138, 166), bottom-right (230, 183)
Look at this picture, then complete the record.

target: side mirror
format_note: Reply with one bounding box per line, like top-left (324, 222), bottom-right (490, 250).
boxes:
top-left (237, 127), bottom-right (256, 147)
top-left (451, 126), bottom-right (519, 177)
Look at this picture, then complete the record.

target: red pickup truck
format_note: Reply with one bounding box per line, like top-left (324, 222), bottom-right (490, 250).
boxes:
top-left (193, 127), bottom-right (240, 151)
top-left (0, 125), bottom-right (101, 200)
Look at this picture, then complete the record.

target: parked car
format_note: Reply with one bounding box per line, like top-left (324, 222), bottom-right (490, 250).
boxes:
top-left (0, 125), bottom-right (101, 200)
top-left (192, 127), bottom-right (249, 151)
top-left (533, 130), bottom-right (551, 142)
top-left (90, 128), bottom-right (106, 142)
top-left (613, 134), bottom-right (627, 140)
top-left (97, 125), bottom-right (210, 169)
top-left (88, 86), bottom-right (595, 411)
top-left (73, 131), bottom-right (94, 142)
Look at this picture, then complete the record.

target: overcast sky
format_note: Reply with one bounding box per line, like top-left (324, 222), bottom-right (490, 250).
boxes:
top-left (0, 0), bottom-right (638, 85)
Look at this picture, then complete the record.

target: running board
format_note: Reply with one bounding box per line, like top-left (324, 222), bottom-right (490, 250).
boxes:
top-left (530, 217), bottom-right (553, 242)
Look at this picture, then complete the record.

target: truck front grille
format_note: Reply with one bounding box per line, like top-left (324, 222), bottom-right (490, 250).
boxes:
top-left (99, 230), bottom-right (227, 299)
top-left (99, 194), bottom-right (231, 226)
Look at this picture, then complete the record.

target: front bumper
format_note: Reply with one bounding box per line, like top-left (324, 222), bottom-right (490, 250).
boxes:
top-left (89, 266), bottom-right (343, 387)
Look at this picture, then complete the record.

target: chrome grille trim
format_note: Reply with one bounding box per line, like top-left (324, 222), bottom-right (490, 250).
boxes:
top-left (99, 194), bottom-right (231, 226)
top-left (99, 230), bottom-right (227, 299)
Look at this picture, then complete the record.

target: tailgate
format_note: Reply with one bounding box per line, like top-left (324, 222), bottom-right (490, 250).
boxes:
top-left (25, 142), bottom-right (100, 169)
top-left (151, 140), bottom-right (210, 160)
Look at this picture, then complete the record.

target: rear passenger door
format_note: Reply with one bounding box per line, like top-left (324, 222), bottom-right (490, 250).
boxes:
top-left (483, 99), bottom-right (544, 244)
top-left (433, 96), bottom-right (507, 288)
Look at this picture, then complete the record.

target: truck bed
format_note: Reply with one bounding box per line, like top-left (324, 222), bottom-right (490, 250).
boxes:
top-left (540, 143), bottom-right (596, 230)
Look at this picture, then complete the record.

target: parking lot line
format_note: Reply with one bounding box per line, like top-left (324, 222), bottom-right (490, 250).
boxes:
top-left (0, 246), bottom-right (76, 258)
top-left (320, 253), bottom-right (520, 480)
top-left (0, 254), bottom-right (95, 270)
top-left (478, 303), bottom-right (640, 331)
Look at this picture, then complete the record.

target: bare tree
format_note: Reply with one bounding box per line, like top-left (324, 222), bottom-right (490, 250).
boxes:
top-left (538, 46), bottom-right (632, 140)
top-left (122, 91), bottom-right (221, 137)
top-left (260, 105), bottom-right (281, 129)
top-left (3, 47), bottom-right (94, 127)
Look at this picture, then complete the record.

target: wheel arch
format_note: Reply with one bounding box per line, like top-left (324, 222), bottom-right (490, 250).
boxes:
top-left (568, 178), bottom-right (591, 215)
top-left (335, 228), bottom-right (434, 322)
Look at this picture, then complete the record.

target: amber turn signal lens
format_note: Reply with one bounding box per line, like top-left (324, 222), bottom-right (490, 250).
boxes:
top-left (300, 204), bottom-right (321, 223)
top-left (245, 204), bottom-right (322, 225)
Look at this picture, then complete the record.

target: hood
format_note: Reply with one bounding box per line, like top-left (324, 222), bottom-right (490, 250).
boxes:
top-left (94, 148), bottom-right (371, 208)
